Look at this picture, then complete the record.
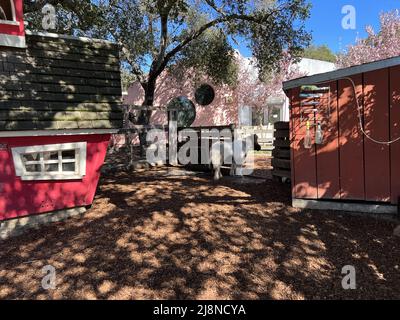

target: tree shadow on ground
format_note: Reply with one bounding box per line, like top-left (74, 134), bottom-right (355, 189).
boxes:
top-left (0, 168), bottom-right (399, 300)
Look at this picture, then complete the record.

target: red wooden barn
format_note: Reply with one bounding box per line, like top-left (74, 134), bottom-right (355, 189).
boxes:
top-left (0, 0), bottom-right (123, 236)
top-left (283, 56), bottom-right (400, 214)
top-left (0, 0), bottom-right (25, 48)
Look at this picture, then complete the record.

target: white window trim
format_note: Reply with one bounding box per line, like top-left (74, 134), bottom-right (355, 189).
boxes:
top-left (0, 19), bottom-right (19, 25)
top-left (10, 0), bottom-right (16, 21)
top-left (12, 142), bottom-right (87, 181)
top-left (0, 0), bottom-right (16, 22)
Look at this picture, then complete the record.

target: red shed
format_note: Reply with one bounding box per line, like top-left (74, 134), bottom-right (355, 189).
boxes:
top-left (0, 0), bottom-right (25, 48)
top-left (0, 3), bottom-right (123, 237)
top-left (283, 56), bottom-right (400, 214)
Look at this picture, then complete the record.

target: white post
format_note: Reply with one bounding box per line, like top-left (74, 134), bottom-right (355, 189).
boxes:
top-left (168, 111), bottom-right (178, 166)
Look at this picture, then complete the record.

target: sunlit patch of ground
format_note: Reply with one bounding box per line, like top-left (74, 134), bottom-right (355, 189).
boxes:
top-left (0, 163), bottom-right (399, 300)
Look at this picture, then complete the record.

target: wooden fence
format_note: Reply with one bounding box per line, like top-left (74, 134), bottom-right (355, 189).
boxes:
top-left (237, 126), bottom-right (275, 151)
top-left (272, 122), bottom-right (291, 181)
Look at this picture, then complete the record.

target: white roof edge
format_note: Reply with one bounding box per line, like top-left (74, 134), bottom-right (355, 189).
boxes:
top-left (0, 129), bottom-right (118, 138)
top-left (283, 55), bottom-right (400, 90)
top-left (300, 57), bottom-right (336, 65)
top-left (25, 30), bottom-right (116, 45)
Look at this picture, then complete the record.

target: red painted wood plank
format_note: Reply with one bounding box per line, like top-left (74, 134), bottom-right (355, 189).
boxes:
top-left (289, 89), bottom-right (296, 199)
top-left (291, 87), bottom-right (318, 199)
top-left (0, 134), bottom-right (110, 221)
top-left (0, 0), bottom-right (25, 36)
top-left (338, 75), bottom-right (365, 200)
top-left (390, 66), bottom-right (400, 204)
top-left (316, 81), bottom-right (341, 199)
top-left (363, 69), bottom-right (391, 202)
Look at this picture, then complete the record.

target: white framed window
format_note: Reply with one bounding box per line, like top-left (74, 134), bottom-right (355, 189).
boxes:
top-left (12, 142), bottom-right (87, 181)
top-left (0, 0), bottom-right (18, 24)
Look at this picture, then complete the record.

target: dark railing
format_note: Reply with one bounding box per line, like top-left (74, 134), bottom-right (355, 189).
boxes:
top-left (272, 122), bottom-right (291, 182)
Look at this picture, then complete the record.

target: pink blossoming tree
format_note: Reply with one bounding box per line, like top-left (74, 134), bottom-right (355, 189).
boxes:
top-left (235, 52), bottom-right (305, 124)
top-left (337, 10), bottom-right (400, 68)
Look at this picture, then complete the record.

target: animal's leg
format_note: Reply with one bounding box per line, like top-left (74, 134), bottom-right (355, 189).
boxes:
top-left (214, 166), bottom-right (221, 180)
top-left (237, 165), bottom-right (244, 177)
top-left (230, 163), bottom-right (236, 176)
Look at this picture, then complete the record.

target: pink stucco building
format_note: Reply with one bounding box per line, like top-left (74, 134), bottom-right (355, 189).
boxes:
top-left (123, 53), bottom-right (336, 129)
top-left (124, 73), bottom-right (238, 127)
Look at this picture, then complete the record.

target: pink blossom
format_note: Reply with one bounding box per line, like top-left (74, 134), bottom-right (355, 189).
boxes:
top-left (337, 10), bottom-right (400, 68)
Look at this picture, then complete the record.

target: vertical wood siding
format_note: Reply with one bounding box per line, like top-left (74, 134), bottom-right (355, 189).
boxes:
top-left (291, 66), bottom-right (400, 204)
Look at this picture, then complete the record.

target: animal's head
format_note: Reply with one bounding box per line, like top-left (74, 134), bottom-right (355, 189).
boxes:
top-left (253, 134), bottom-right (262, 151)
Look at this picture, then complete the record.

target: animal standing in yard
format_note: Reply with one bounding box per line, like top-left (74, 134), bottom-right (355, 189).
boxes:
top-left (211, 134), bottom-right (261, 181)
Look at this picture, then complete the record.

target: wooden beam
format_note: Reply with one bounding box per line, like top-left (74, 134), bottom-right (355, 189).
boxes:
top-left (124, 104), bottom-right (179, 111)
top-left (118, 125), bottom-right (169, 133)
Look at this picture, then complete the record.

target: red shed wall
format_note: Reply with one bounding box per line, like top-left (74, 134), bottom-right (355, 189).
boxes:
top-left (0, 134), bottom-right (110, 221)
top-left (363, 69), bottom-right (391, 202)
top-left (390, 66), bottom-right (400, 204)
top-left (315, 81), bottom-right (340, 199)
top-left (290, 87), bottom-right (318, 199)
top-left (290, 66), bottom-right (400, 204)
top-left (0, 0), bottom-right (25, 36)
top-left (338, 75), bottom-right (365, 200)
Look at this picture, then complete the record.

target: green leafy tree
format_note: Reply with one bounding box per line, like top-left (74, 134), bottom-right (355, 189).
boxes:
top-left (24, 0), bottom-right (102, 34)
top-left (302, 45), bottom-right (336, 63)
top-left (24, 0), bottom-right (311, 125)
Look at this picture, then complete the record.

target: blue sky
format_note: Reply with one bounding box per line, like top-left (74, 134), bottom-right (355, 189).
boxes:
top-left (237, 0), bottom-right (400, 57)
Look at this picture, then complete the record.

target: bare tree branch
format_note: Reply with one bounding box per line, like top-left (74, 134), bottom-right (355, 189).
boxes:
top-left (203, 0), bottom-right (227, 16)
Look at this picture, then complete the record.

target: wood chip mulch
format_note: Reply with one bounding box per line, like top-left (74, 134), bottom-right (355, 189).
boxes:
top-left (0, 155), bottom-right (399, 300)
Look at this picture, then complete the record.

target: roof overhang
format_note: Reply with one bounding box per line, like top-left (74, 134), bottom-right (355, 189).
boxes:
top-left (25, 30), bottom-right (115, 45)
top-left (283, 55), bottom-right (400, 91)
top-left (0, 33), bottom-right (25, 48)
top-left (0, 129), bottom-right (119, 138)
top-left (266, 96), bottom-right (285, 105)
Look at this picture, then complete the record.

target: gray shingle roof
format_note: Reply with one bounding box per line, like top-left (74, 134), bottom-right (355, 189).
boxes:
top-left (0, 33), bottom-right (123, 131)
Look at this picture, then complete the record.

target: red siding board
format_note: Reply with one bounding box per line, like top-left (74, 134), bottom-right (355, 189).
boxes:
top-left (0, 134), bottom-right (110, 221)
top-left (390, 66), bottom-right (400, 204)
top-left (291, 88), bottom-right (318, 199)
top-left (289, 89), bottom-right (296, 198)
top-left (316, 81), bottom-right (341, 199)
top-left (0, 0), bottom-right (25, 37)
top-left (289, 63), bottom-right (400, 205)
top-left (363, 69), bottom-right (391, 202)
top-left (338, 75), bottom-right (365, 200)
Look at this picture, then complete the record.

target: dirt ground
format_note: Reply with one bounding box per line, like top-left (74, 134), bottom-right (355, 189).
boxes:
top-left (0, 154), bottom-right (399, 300)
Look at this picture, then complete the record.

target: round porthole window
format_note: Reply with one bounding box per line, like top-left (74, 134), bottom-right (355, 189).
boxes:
top-left (167, 96), bottom-right (196, 127)
top-left (195, 84), bottom-right (215, 106)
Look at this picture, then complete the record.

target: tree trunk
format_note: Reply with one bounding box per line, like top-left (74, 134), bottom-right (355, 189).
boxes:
top-left (137, 79), bottom-right (157, 157)
top-left (124, 104), bottom-right (138, 168)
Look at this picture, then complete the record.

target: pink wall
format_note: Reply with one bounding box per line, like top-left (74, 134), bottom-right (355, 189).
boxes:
top-left (124, 72), bottom-right (239, 127)
top-left (0, 134), bottom-right (111, 221)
